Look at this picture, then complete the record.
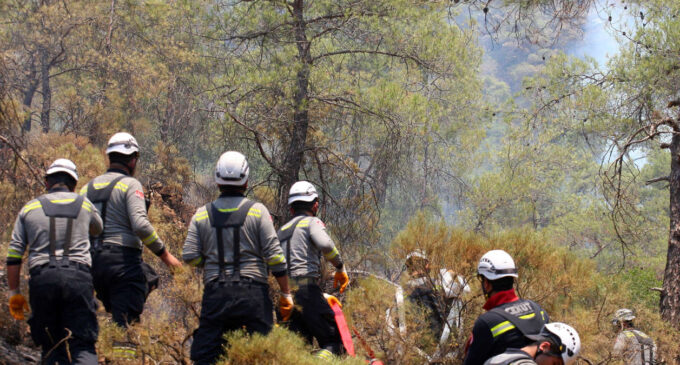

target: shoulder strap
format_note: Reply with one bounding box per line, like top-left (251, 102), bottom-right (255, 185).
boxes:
top-left (490, 301), bottom-right (547, 338)
top-left (86, 175), bottom-right (126, 223)
top-left (278, 216), bottom-right (307, 277)
top-left (207, 199), bottom-right (257, 282)
top-left (628, 330), bottom-right (654, 364)
top-left (87, 175), bottom-right (126, 247)
top-left (37, 194), bottom-right (85, 266)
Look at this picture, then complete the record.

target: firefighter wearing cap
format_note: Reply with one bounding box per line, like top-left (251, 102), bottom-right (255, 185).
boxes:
top-left (182, 151), bottom-right (292, 365)
top-left (403, 249), bottom-right (470, 339)
top-left (80, 132), bottom-right (182, 327)
top-left (484, 322), bottom-right (581, 365)
top-left (277, 181), bottom-right (348, 359)
top-left (612, 308), bottom-right (657, 365)
top-left (463, 250), bottom-right (549, 365)
top-left (7, 159), bottom-right (103, 364)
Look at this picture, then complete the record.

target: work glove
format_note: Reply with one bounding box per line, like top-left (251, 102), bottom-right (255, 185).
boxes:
top-left (323, 293), bottom-right (341, 309)
top-left (333, 267), bottom-right (349, 294)
top-left (9, 291), bottom-right (29, 320)
top-left (278, 293), bottom-right (294, 322)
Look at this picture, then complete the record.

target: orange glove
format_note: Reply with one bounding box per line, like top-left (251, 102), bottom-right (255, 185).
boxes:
top-left (278, 293), bottom-right (294, 322)
top-left (333, 268), bottom-right (349, 294)
top-left (9, 293), bottom-right (29, 320)
top-left (323, 293), bottom-right (341, 308)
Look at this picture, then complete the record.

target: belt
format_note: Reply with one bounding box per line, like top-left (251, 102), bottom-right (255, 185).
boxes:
top-left (30, 261), bottom-right (90, 276)
top-left (208, 276), bottom-right (267, 287)
top-left (291, 277), bottom-right (319, 286)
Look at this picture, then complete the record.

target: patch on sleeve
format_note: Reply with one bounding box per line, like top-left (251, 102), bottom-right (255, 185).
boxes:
top-left (135, 190), bottom-right (145, 200)
top-left (315, 218), bottom-right (325, 227)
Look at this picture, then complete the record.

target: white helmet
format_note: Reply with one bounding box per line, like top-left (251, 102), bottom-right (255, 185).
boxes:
top-left (106, 132), bottom-right (139, 155)
top-left (613, 308), bottom-right (636, 324)
top-left (406, 249), bottom-right (428, 262)
top-left (477, 250), bottom-right (518, 280)
top-left (534, 322), bottom-right (581, 365)
top-left (46, 158), bottom-right (78, 181)
top-left (288, 181), bottom-right (318, 205)
top-left (215, 151), bottom-right (249, 186)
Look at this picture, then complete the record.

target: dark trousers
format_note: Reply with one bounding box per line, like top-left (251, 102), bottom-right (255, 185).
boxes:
top-left (92, 245), bottom-right (147, 327)
top-left (190, 280), bottom-right (273, 365)
top-left (28, 263), bottom-right (98, 365)
top-left (289, 283), bottom-right (343, 354)
top-left (408, 287), bottom-right (444, 337)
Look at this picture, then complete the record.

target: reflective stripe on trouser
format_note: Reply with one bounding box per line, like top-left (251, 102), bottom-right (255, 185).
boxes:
top-left (28, 265), bottom-right (98, 365)
top-left (190, 281), bottom-right (273, 365)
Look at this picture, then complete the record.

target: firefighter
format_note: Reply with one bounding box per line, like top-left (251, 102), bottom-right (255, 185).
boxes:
top-left (7, 159), bottom-right (103, 364)
top-left (403, 249), bottom-right (470, 340)
top-left (182, 151), bottom-right (293, 365)
top-left (277, 181), bottom-right (349, 359)
top-left (484, 322), bottom-right (581, 365)
top-left (612, 308), bottom-right (657, 364)
top-left (81, 132), bottom-right (182, 327)
top-left (464, 250), bottom-right (550, 365)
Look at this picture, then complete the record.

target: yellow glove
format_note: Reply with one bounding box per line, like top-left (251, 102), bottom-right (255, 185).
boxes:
top-left (278, 293), bottom-right (294, 322)
top-left (323, 293), bottom-right (341, 308)
top-left (333, 268), bottom-right (349, 294)
top-left (9, 293), bottom-right (29, 320)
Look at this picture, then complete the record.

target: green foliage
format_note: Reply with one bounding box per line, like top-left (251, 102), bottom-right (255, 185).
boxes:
top-left (222, 327), bottom-right (365, 365)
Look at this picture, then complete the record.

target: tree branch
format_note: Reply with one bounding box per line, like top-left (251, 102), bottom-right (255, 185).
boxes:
top-left (646, 176), bottom-right (670, 185)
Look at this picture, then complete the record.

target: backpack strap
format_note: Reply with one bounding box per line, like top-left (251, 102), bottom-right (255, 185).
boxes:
top-left (490, 300), bottom-right (547, 339)
top-left (37, 194), bottom-right (85, 266)
top-left (277, 216), bottom-right (307, 277)
top-left (627, 330), bottom-right (654, 364)
top-left (86, 175), bottom-right (126, 247)
top-left (207, 199), bottom-right (257, 283)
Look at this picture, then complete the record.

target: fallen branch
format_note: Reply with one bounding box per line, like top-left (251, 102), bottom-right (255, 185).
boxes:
top-left (650, 287), bottom-right (665, 294)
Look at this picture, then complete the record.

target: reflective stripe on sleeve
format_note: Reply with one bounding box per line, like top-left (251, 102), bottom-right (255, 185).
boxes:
top-left (519, 313), bottom-right (535, 320)
top-left (267, 254), bottom-right (285, 266)
top-left (7, 249), bottom-right (23, 259)
top-left (195, 211), bottom-right (209, 222)
top-left (187, 257), bottom-right (203, 267)
top-left (296, 219), bottom-right (310, 228)
top-left (23, 202), bottom-right (42, 213)
top-left (324, 247), bottom-right (339, 260)
top-left (142, 231), bottom-right (159, 246)
top-left (490, 321), bottom-right (516, 337)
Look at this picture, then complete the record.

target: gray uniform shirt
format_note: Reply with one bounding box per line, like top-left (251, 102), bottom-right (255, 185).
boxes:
top-left (278, 215), bottom-right (342, 279)
top-left (8, 190), bottom-right (103, 269)
top-left (182, 195), bottom-right (286, 284)
top-left (80, 171), bottom-right (165, 255)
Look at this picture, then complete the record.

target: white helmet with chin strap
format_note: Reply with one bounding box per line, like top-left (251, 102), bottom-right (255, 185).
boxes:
top-left (215, 151), bottom-right (249, 186)
top-left (533, 322), bottom-right (581, 365)
top-left (106, 132), bottom-right (139, 155)
top-left (288, 181), bottom-right (318, 205)
top-left (477, 249), bottom-right (518, 280)
top-left (46, 158), bottom-right (78, 181)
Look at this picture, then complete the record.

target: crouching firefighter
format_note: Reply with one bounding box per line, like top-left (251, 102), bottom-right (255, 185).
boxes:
top-left (278, 181), bottom-right (350, 360)
top-left (464, 250), bottom-right (549, 365)
top-left (81, 132), bottom-right (182, 327)
top-left (484, 322), bottom-right (580, 365)
top-left (182, 151), bottom-right (293, 365)
top-left (7, 159), bottom-right (103, 364)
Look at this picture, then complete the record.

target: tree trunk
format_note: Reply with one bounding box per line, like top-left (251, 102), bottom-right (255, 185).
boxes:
top-left (661, 129), bottom-right (680, 327)
top-left (39, 48), bottom-right (51, 133)
top-left (22, 56), bottom-right (39, 131)
top-left (278, 0), bottom-right (311, 219)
